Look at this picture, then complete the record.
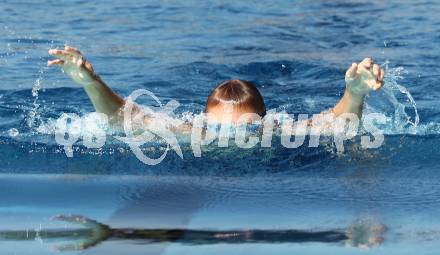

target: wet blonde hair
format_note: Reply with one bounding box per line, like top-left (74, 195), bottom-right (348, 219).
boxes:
top-left (205, 79), bottom-right (266, 116)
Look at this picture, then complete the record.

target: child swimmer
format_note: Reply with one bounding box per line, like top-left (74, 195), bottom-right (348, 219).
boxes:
top-left (48, 46), bottom-right (385, 131)
top-left (48, 47), bottom-right (387, 248)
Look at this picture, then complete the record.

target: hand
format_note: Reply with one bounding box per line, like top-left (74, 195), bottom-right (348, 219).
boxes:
top-left (345, 57), bottom-right (385, 98)
top-left (48, 46), bottom-right (99, 86)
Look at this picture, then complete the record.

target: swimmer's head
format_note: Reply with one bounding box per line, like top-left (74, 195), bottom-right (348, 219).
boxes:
top-left (205, 79), bottom-right (266, 123)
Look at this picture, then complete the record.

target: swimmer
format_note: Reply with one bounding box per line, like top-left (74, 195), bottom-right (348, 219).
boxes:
top-left (48, 46), bottom-right (384, 127)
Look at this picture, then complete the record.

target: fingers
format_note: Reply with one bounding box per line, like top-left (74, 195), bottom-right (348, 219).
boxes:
top-left (352, 57), bottom-right (386, 91)
top-left (48, 47), bottom-right (88, 68)
top-left (374, 68), bottom-right (385, 90)
top-left (358, 57), bottom-right (385, 90)
top-left (48, 45), bottom-right (82, 61)
top-left (372, 81), bottom-right (383, 90)
top-left (47, 59), bottom-right (65, 66)
top-left (378, 68), bottom-right (385, 81)
top-left (360, 57), bottom-right (373, 70)
top-left (65, 45), bottom-right (79, 52)
top-left (371, 64), bottom-right (385, 90)
top-left (372, 64), bottom-right (380, 77)
top-left (64, 45), bottom-right (82, 56)
top-left (48, 49), bottom-right (73, 61)
top-left (345, 63), bottom-right (358, 79)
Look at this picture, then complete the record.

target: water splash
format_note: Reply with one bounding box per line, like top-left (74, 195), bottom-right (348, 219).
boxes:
top-left (383, 62), bottom-right (419, 131)
top-left (364, 63), bottom-right (420, 135)
top-left (24, 40), bottom-right (54, 132)
top-left (26, 65), bottom-right (45, 130)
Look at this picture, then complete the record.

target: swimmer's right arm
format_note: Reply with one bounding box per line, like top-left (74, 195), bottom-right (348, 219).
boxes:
top-left (48, 46), bottom-right (125, 118)
top-left (48, 46), bottom-right (192, 133)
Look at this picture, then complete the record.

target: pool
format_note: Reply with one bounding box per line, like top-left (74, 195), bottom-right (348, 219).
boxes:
top-left (1, 0), bottom-right (440, 254)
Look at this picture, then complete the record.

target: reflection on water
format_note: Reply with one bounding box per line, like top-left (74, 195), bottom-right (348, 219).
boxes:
top-left (1, 172), bottom-right (440, 254)
top-left (0, 214), bottom-right (352, 251)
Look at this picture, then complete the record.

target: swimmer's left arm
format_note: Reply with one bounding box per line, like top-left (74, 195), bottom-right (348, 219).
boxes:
top-left (302, 58), bottom-right (384, 130)
top-left (331, 57), bottom-right (385, 117)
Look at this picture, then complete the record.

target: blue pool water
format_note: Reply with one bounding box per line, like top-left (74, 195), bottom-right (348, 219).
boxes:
top-left (1, 0), bottom-right (440, 254)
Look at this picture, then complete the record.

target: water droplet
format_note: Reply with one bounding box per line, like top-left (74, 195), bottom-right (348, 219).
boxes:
top-left (8, 128), bottom-right (19, 137)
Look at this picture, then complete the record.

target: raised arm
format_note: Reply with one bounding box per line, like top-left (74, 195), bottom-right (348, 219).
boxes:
top-left (332, 57), bottom-right (384, 117)
top-left (48, 46), bottom-right (192, 135)
top-left (48, 46), bottom-right (125, 117)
